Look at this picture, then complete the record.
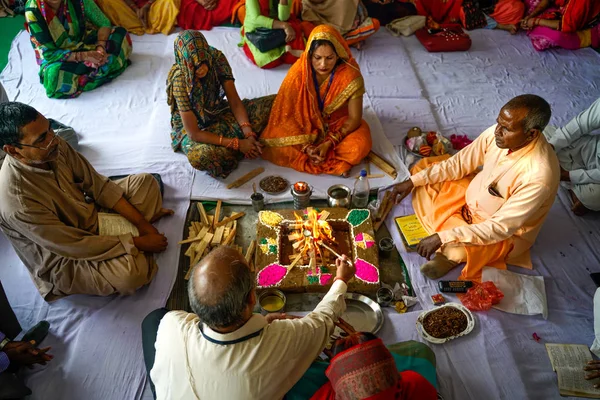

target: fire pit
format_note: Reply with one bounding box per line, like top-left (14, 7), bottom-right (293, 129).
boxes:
top-left (255, 208), bottom-right (380, 294)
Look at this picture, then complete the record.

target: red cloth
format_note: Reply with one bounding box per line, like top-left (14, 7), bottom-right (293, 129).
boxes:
top-left (177, 0), bottom-right (238, 30)
top-left (413, 0), bottom-right (463, 24)
top-left (310, 338), bottom-right (437, 400)
top-left (311, 371), bottom-right (437, 400)
top-left (559, 0), bottom-right (600, 32)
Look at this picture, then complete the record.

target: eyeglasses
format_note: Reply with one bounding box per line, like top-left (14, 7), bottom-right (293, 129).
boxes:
top-left (13, 131), bottom-right (58, 151)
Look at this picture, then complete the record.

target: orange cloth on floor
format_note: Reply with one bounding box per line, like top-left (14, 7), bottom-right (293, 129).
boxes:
top-left (489, 0), bottom-right (525, 25)
top-left (260, 25), bottom-right (372, 175)
top-left (411, 155), bottom-right (513, 282)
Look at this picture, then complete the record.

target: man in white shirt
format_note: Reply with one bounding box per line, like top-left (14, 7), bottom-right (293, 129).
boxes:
top-left (143, 246), bottom-right (354, 400)
top-left (544, 97), bottom-right (600, 215)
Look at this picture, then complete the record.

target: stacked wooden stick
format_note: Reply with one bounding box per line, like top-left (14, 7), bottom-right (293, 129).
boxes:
top-left (374, 191), bottom-right (395, 231)
top-left (179, 200), bottom-right (256, 280)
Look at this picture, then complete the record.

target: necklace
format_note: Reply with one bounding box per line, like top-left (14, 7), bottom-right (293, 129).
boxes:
top-left (312, 66), bottom-right (336, 114)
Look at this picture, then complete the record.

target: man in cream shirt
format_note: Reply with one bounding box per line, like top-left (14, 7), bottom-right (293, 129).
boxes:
top-left (143, 246), bottom-right (354, 399)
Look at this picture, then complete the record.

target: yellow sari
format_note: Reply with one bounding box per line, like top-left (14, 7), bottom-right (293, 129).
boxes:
top-left (260, 25), bottom-right (372, 175)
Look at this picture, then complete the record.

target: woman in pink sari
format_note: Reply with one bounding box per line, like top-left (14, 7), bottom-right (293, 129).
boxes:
top-left (521, 0), bottom-right (600, 50)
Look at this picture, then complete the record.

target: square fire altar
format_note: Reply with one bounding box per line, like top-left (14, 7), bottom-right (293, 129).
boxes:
top-left (255, 208), bottom-right (380, 294)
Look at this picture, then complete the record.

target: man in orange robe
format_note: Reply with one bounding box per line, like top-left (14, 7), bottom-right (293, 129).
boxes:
top-left (391, 94), bottom-right (560, 281)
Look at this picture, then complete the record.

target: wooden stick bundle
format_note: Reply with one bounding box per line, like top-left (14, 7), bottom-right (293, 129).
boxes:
top-left (181, 203), bottom-right (250, 280)
top-left (366, 152), bottom-right (397, 179)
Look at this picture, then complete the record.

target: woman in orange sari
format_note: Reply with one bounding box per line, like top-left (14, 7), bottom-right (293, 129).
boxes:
top-left (260, 25), bottom-right (372, 176)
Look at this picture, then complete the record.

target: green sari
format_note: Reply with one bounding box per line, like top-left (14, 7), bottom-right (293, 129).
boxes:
top-left (25, 0), bottom-right (131, 98)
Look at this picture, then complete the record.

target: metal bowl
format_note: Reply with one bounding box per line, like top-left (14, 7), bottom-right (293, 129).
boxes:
top-left (259, 176), bottom-right (289, 195)
top-left (327, 184), bottom-right (351, 208)
top-left (258, 288), bottom-right (286, 315)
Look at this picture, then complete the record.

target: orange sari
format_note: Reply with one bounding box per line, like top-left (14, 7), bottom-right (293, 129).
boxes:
top-left (260, 25), bottom-right (372, 175)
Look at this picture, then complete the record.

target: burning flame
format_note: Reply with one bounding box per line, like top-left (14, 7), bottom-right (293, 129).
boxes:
top-left (290, 209), bottom-right (335, 270)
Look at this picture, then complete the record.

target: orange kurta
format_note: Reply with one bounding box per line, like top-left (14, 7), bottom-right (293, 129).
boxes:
top-left (260, 25), bottom-right (372, 175)
top-left (411, 125), bottom-right (560, 281)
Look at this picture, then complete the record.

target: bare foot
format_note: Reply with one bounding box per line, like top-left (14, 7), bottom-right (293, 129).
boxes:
top-left (496, 23), bottom-right (518, 35)
top-left (150, 208), bottom-right (174, 223)
top-left (569, 190), bottom-right (590, 217)
top-left (352, 41), bottom-right (364, 51)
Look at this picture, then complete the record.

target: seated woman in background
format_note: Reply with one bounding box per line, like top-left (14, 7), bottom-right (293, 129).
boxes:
top-left (236, 0), bottom-right (306, 69)
top-left (95, 0), bottom-right (179, 35)
top-left (178, 0), bottom-right (237, 30)
top-left (412, 0), bottom-right (525, 33)
top-left (521, 0), bottom-right (600, 50)
top-left (362, 0), bottom-right (417, 26)
top-left (260, 25), bottom-right (372, 176)
top-left (167, 30), bottom-right (275, 179)
top-left (298, 0), bottom-right (380, 49)
top-left (25, 0), bottom-right (131, 98)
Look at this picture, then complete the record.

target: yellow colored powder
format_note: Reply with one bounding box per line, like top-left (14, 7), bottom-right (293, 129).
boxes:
top-left (260, 211), bottom-right (284, 227)
top-left (261, 296), bottom-right (285, 312)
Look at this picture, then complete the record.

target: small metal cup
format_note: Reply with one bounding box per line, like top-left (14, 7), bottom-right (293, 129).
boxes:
top-left (251, 193), bottom-right (265, 212)
top-left (376, 287), bottom-right (394, 307)
top-left (258, 288), bottom-right (286, 315)
top-left (378, 237), bottom-right (395, 259)
top-left (327, 184), bottom-right (351, 208)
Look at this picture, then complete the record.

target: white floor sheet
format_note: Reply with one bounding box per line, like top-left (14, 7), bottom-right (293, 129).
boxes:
top-left (2, 24), bottom-right (600, 400)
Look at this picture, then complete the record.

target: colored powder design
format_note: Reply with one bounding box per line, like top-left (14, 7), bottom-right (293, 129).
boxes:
top-left (320, 274), bottom-right (333, 285)
top-left (347, 209), bottom-right (370, 227)
top-left (257, 263), bottom-right (288, 287)
top-left (354, 258), bottom-right (379, 283)
top-left (307, 267), bottom-right (321, 276)
top-left (259, 211), bottom-right (284, 227)
top-left (320, 266), bottom-right (329, 274)
top-left (307, 275), bottom-right (319, 285)
top-left (259, 237), bottom-right (278, 255)
top-left (355, 232), bottom-right (375, 249)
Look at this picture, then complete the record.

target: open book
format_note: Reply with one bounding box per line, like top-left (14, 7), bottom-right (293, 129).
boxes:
top-left (394, 215), bottom-right (429, 252)
top-left (546, 343), bottom-right (600, 398)
top-left (98, 213), bottom-right (139, 237)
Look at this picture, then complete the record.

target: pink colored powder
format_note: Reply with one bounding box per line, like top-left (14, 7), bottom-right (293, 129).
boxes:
top-left (354, 258), bottom-right (379, 283)
top-left (257, 264), bottom-right (288, 287)
top-left (320, 274), bottom-right (333, 285)
top-left (356, 232), bottom-right (364, 241)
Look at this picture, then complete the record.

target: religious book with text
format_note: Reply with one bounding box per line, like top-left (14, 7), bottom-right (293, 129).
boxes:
top-left (394, 214), bottom-right (429, 252)
top-left (546, 343), bottom-right (600, 398)
top-left (98, 213), bottom-right (139, 237)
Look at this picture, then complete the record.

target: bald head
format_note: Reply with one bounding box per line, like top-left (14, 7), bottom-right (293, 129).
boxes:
top-left (188, 246), bottom-right (255, 329)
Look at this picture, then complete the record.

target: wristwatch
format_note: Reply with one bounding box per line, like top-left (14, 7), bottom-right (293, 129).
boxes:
top-left (0, 337), bottom-right (10, 350)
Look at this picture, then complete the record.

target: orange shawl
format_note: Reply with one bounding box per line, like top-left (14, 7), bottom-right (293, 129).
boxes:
top-left (260, 25), bottom-right (365, 150)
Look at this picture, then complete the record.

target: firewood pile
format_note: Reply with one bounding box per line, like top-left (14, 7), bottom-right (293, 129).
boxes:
top-left (179, 200), bottom-right (256, 279)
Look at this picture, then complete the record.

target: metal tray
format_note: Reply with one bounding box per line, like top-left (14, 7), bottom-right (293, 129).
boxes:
top-left (415, 303), bottom-right (475, 344)
top-left (402, 134), bottom-right (455, 159)
top-left (337, 293), bottom-right (384, 334)
top-left (259, 175), bottom-right (289, 195)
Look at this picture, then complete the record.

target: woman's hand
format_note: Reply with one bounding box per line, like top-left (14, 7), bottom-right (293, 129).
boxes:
top-left (239, 137), bottom-right (262, 159)
top-left (282, 22), bottom-right (296, 43)
top-left (520, 17), bottom-right (536, 30)
top-left (197, 0), bottom-right (217, 10)
top-left (136, 3), bottom-right (151, 29)
top-left (81, 51), bottom-right (107, 67)
top-left (307, 140), bottom-right (332, 165)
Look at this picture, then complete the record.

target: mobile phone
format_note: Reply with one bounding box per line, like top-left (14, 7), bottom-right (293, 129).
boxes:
top-left (590, 273), bottom-right (600, 287)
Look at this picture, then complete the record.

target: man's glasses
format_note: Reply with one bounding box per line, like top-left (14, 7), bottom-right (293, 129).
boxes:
top-left (13, 131), bottom-right (58, 151)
